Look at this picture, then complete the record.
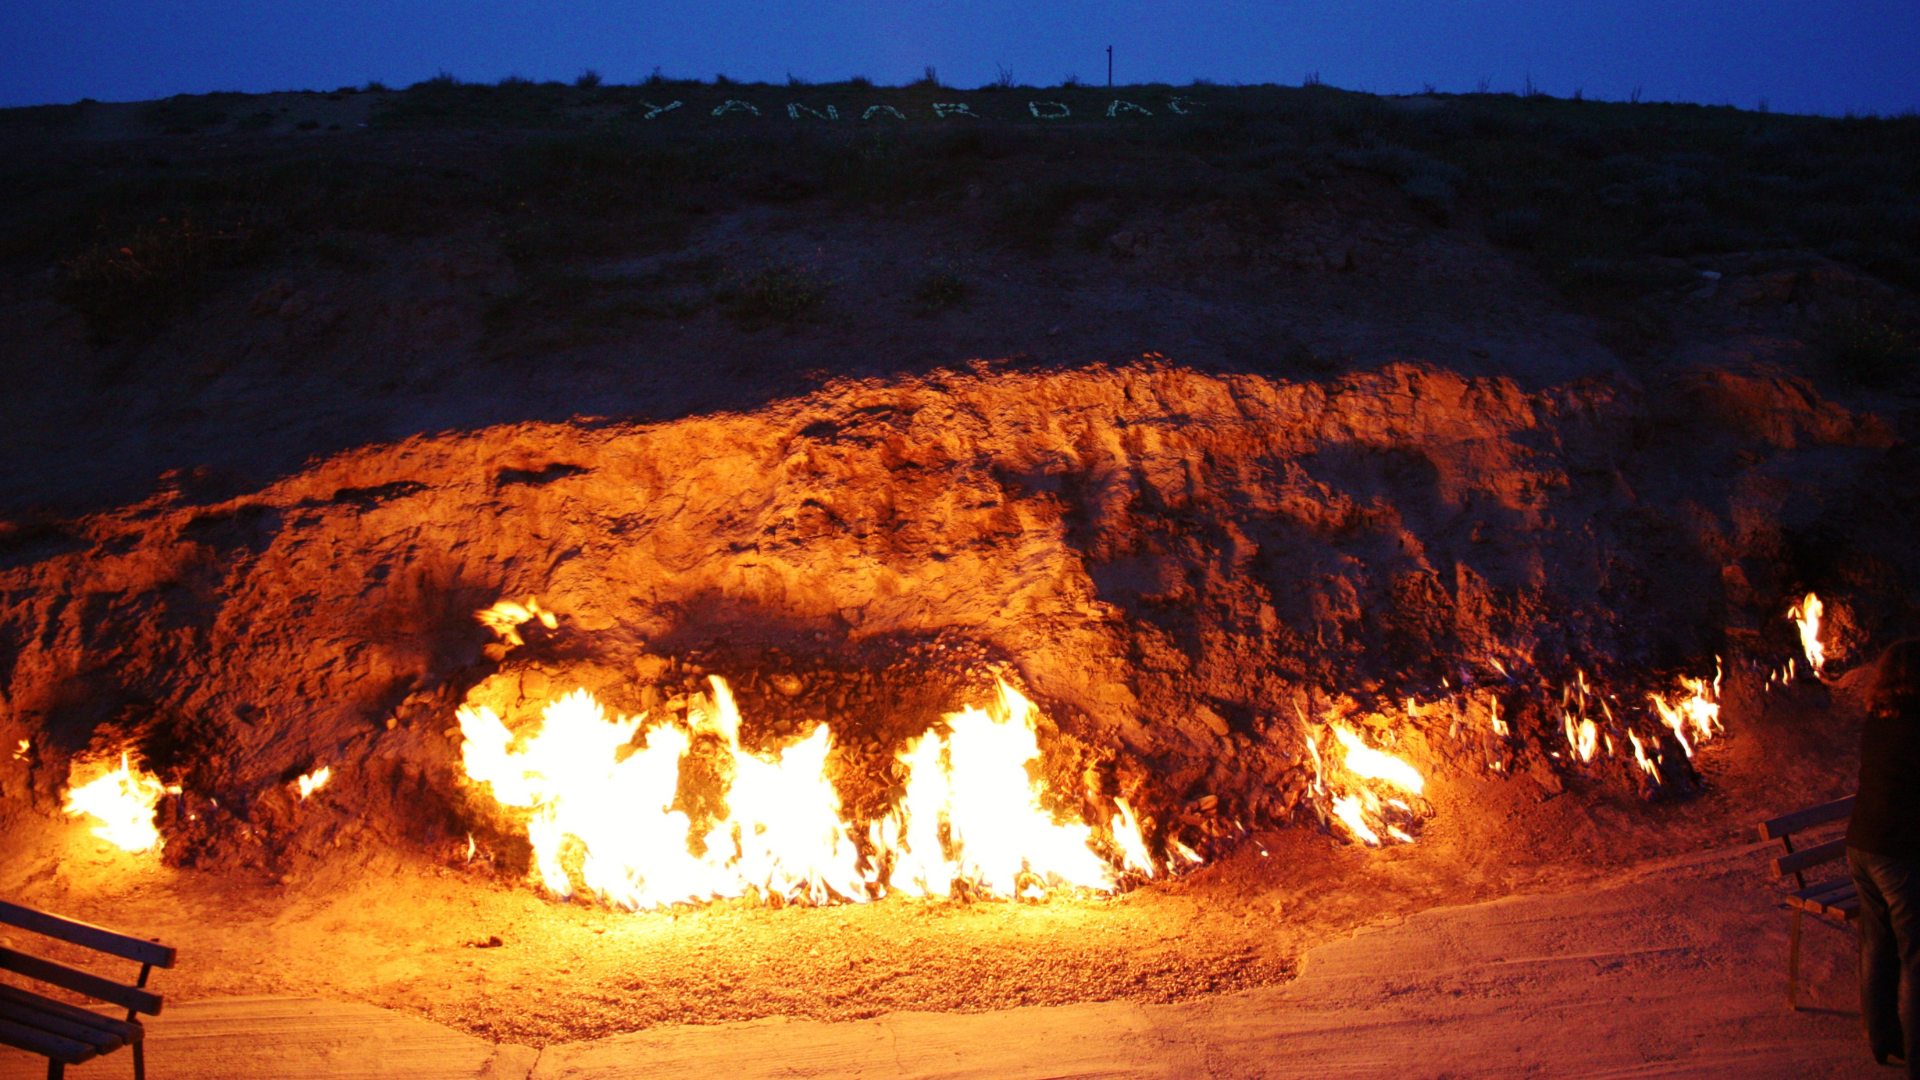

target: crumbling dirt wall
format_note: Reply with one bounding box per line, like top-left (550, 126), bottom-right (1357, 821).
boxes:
top-left (0, 360), bottom-right (1905, 871)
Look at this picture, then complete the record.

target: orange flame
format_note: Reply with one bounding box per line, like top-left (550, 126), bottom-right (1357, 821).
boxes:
top-left (63, 753), bottom-right (178, 853)
top-left (476, 597), bottom-right (558, 648)
top-left (458, 676), bottom-right (1154, 908)
top-left (1331, 726), bottom-right (1424, 795)
top-left (1563, 713), bottom-right (1600, 762)
top-left (1331, 794), bottom-right (1381, 846)
top-left (882, 682), bottom-right (1148, 899)
top-left (1649, 662), bottom-right (1722, 759)
top-left (1789, 593), bottom-right (1824, 677)
top-left (295, 766), bottom-right (331, 801)
top-left (1627, 730), bottom-right (1659, 778)
top-left (1320, 725), bottom-right (1425, 845)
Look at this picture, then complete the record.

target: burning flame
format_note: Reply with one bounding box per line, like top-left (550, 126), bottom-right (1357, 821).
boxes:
top-left (11, 739), bottom-right (26, 761)
top-left (1627, 730), bottom-right (1659, 778)
top-left (1331, 795), bottom-right (1379, 846)
top-left (458, 676), bottom-right (1153, 908)
top-left (1331, 726), bottom-right (1424, 795)
top-left (1563, 714), bottom-right (1600, 762)
top-left (295, 766), bottom-right (332, 801)
top-left (881, 681), bottom-right (1151, 899)
top-left (63, 753), bottom-right (177, 853)
top-left (1789, 593), bottom-right (1824, 677)
top-left (1314, 725), bottom-right (1426, 847)
top-left (477, 597), bottom-right (558, 648)
top-left (1650, 663), bottom-right (1722, 759)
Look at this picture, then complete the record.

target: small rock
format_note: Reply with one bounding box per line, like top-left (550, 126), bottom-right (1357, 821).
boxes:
top-left (520, 669), bottom-right (550, 699)
top-left (771, 673), bottom-right (805, 697)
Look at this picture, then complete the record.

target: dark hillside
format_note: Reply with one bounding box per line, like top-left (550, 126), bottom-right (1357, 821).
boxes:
top-left (0, 78), bottom-right (1914, 512)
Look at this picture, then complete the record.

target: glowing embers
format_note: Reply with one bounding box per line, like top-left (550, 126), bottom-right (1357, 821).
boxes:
top-left (63, 752), bottom-right (178, 853)
top-left (457, 677), bottom-right (1154, 909)
top-left (879, 682), bottom-right (1153, 900)
top-left (1308, 724), bottom-right (1427, 848)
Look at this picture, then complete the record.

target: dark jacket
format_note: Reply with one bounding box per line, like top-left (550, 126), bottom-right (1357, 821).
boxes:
top-left (1849, 704), bottom-right (1920, 862)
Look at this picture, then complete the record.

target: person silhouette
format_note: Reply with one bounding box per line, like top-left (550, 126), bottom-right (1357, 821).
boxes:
top-left (1850, 638), bottom-right (1920, 1076)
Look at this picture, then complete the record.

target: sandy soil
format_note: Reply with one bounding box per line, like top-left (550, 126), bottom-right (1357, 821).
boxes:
top-left (0, 839), bottom-right (1882, 1078)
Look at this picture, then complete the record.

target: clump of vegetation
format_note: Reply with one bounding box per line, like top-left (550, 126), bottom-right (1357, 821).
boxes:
top-left (1334, 143), bottom-right (1462, 223)
top-left (721, 266), bottom-right (828, 329)
top-left (913, 270), bottom-right (970, 313)
top-left (482, 255), bottom-right (722, 358)
top-left (138, 93), bottom-right (248, 135)
top-left (54, 216), bottom-right (261, 338)
top-left (1822, 312), bottom-right (1919, 388)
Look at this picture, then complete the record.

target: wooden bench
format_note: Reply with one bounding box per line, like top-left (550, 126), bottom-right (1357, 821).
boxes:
top-left (0, 899), bottom-right (175, 1079)
top-left (1756, 795), bottom-right (1858, 1009)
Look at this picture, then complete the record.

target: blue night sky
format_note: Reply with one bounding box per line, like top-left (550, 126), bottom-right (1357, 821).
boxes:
top-left (4, 0), bottom-right (1917, 116)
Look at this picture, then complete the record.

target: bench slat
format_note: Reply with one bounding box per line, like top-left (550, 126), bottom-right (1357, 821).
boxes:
top-left (0, 999), bottom-right (125, 1052)
top-left (0, 1013), bottom-right (97, 1066)
top-left (0, 900), bottom-right (175, 969)
top-left (1787, 875), bottom-right (1861, 922)
top-left (1794, 877), bottom-right (1856, 907)
top-left (0, 946), bottom-right (163, 1016)
top-left (1774, 837), bottom-right (1849, 878)
top-left (1786, 894), bottom-right (1857, 922)
top-left (0, 985), bottom-right (139, 1040)
top-left (1757, 796), bottom-right (1855, 841)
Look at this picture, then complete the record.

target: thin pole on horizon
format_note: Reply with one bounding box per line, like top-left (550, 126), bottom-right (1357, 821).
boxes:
top-left (1107, 46), bottom-right (1113, 87)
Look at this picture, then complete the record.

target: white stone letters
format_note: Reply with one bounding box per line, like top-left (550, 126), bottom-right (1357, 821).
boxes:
top-left (631, 96), bottom-right (1203, 124)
